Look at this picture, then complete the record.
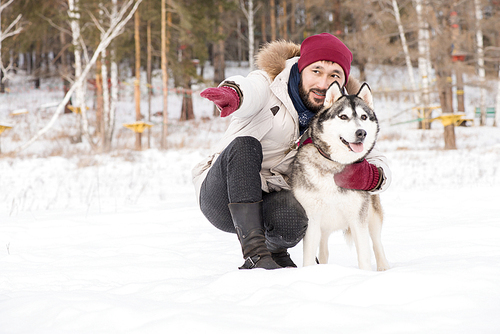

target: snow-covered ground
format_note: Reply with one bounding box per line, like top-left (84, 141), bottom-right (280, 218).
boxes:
top-left (1, 64), bottom-right (500, 333)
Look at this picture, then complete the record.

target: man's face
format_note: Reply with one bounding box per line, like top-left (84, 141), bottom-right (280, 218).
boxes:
top-left (299, 61), bottom-right (346, 113)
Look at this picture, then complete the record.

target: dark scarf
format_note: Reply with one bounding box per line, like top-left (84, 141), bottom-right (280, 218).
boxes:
top-left (288, 63), bottom-right (316, 135)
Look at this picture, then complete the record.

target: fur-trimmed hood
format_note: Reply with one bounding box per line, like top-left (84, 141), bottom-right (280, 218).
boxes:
top-left (255, 40), bottom-right (361, 94)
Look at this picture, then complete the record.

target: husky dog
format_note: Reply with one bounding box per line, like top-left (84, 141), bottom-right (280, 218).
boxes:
top-left (291, 82), bottom-right (390, 271)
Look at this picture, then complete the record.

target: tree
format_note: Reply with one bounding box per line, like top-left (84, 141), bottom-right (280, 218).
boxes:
top-left (429, 1), bottom-right (456, 149)
top-left (270, 0), bottom-right (276, 40)
top-left (0, 0), bottom-right (23, 92)
top-left (415, 0), bottom-right (432, 129)
top-left (240, 0), bottom-right (259, 69)
top-left (134, 9), bottom-right (141, 150)
top-left (68, 0), bottom-right (86, 144)
top-left (474, 0), bottom-right (486, 126)
top-left (391, 0), bottom-right (419, 106)
top-left (15, 0), bottom-right (143, 154)
top-left (160, 0), bottom-right (171, 149)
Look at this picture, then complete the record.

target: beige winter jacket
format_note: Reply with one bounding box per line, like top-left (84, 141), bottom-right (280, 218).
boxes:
top-left (192, 41), bottom-right (391, 202)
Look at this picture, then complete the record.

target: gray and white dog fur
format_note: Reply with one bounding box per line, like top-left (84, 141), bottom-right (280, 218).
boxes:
top-left (291, 82), bottom-right (390, 271)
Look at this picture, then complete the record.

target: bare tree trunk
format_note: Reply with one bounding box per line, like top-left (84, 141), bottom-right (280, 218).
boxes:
top-left (474, 0), bottom-right (486, 126)
top-left (331, 0), bottom-right (341, 35)
top-left (455, 65), bottom-right (465, 113)
top-left (68, 0), bottom-right (85, 144)
top-left (108, 0), bottom-right (119, 151)
top-left (109, 50), bottom-right (118, 147)
top-left (95, 58), bottom-right (103, 134)
top-left (34, 41), bottom-right (41, 89)
top-left (0, 0), bottom-right (23, 89)
top-left (437, 70), bottom-right (456, 149)
top-left (450, 8), bottom-right (465, 117)
top-left (180, 88), bottom-right (194, 120)
top-left (240, 0), bottom-right (256, 69)
top-left (101, 52), bottom-right (111, 151)
top-left (248, 0), bottom-right (255, 68)
top-left (60, 30), bottom-right (71, 113)
top-left (161, 0), bottom-right (170, 149)
top-left (305, 0), bottom-right (311, 37)
top-left (98, 1), bottom-right (111, 152)
top-left (147, 17), bottom-right (152, 149)
top-left (134, 10), bottom-right (142, 150)
top-left (237, 17), bottom-right (242, 66)
top-left (415, 0), bottom-right (431, 129)
top-left (434, 3), bottom-right (456, 150)
top-left (280, 0), bottom-right (287, 40)
top-left (214, 3), bottom-right (225, 84)
top-left (495, 63), bottom-right (500, 127)
top-left (392, 0), bottom-right (419, 106)
top-left (261, 8), bottom-right (267, 43)
top-left (290, 0), bottom-right (296, 40)
top-left (213, 3), bottom-right (225, 116)
top-left (270, 0), bottom-right (276, 41)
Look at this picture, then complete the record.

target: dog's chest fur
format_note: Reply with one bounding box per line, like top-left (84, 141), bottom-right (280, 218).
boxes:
top-left (291, 145), bottom-right (370, 232)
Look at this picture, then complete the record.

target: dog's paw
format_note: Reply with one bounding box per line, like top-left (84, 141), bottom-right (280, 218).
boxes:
top-left (377, 264), bottom-right (390, 271)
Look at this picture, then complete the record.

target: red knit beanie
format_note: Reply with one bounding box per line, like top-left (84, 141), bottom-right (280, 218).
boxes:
top-left (297, 33), bottom-right (353, 82)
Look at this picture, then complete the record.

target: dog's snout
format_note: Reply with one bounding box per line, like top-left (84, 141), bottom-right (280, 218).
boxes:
top-left (356, 129), bottom-right (367, 141)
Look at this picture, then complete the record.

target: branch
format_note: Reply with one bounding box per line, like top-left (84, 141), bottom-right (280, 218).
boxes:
top-left (88, 10), bottom-right (105, 35)
top-left (0, 14), bottom-right (23, 43)
top-left (0, 0), bottom-right (15, 13)
top-left (38, 13), bottom-right (72, 36)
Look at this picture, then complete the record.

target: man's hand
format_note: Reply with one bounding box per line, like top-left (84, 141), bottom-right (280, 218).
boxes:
top-left (200, 86), bottom-right (240, 117)
top-left (334, 159), bottom-right (380, 191)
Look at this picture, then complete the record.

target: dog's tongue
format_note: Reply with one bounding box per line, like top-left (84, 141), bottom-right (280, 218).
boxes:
top-left (349, 142), bottom-right (364, 153)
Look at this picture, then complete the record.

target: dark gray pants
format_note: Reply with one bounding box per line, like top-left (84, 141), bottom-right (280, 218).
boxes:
top-left (199, 136), bottom-right (307, 250)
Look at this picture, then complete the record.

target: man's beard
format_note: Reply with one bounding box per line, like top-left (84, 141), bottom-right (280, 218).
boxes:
top-left (299, 82), bottom-right (326, 113)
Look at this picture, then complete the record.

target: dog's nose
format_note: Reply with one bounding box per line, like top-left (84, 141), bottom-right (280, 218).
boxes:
top-left (356, 129), bottom-right (367, 140)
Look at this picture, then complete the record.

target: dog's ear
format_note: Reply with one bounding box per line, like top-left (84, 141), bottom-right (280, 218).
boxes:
top-left (356, 83), bottom-right (374, 109)
top-left (324, 81), bottom-right (343, 109)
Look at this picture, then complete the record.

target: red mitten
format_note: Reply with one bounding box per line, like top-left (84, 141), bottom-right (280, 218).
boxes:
top-left (200, 86), bottom-right (240, 117)
top-left (334, 159), bottom-right (380, 191)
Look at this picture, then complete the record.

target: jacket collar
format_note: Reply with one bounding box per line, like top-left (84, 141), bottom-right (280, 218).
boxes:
top-left (269, 57), bottom-right (300, 131)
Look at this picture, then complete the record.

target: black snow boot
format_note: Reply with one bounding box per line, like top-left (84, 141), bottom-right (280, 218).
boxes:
top-left (271, 250), bottom-right (297, 268)
top-left (228, 201), bottom-right (281, 270)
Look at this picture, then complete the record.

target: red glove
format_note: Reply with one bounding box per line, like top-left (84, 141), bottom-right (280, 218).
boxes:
top-left (334, 159), bottom-right (380, 191)
top-left (200, 86), bottom-right (240, 117)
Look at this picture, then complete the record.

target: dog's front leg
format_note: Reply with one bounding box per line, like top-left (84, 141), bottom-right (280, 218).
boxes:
top-left (369, 216), bottom-right (390, 271)
top-left (303, 222), bottom-right (321, 266)
top-left (317, 233), bottom-right (330, 264)
top-left (350, 221), bottom-right (372, 270)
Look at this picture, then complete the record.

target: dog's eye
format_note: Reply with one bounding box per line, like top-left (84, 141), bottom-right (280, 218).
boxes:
top-left (361, 115), bottom-right (367, 120)
top-left (339, 115), bottom-right (348, 120)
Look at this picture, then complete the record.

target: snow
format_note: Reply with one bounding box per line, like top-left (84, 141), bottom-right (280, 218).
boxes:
top-left (1, 64), bottom-right (500, 333)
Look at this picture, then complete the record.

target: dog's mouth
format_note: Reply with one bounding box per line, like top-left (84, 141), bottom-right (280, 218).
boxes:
top-left (341, 137), bottom-right (364, 153)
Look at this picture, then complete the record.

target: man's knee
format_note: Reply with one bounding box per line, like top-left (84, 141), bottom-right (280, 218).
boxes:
top-left (225, 136), bottom-right (263, 161)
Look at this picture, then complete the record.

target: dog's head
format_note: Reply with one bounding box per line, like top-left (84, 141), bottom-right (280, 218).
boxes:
top-left (309, 82), bottom-right (379, 164)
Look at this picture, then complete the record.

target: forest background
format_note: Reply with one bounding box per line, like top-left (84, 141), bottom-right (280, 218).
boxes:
top-left (0, 0), bottom-right (500, 156)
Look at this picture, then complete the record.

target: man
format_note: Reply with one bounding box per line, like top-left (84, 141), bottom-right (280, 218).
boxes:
top-left (192, 33), bottom-right (391, 270)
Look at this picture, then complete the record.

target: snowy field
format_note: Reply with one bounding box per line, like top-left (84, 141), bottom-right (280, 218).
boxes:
top-left (1, 64), bottom-right (500, 333)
